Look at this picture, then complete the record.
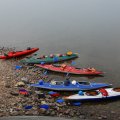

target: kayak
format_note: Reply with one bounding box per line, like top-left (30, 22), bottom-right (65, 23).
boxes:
top-left (36, 64), bottom-right (103, 75)
top-left (29, 80), bottom-right (110, 91)
top-left (64, 88), bottom-right (120, 101)
top-left (0, 47), bottom-right (39, 59)
top-left (20, 52), bottom-right (78, 64)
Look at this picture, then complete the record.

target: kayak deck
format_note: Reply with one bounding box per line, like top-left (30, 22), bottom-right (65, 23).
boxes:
top-left (36, 64), bottom-right (103, 75)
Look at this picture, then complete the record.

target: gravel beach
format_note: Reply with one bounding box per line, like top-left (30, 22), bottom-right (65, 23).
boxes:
top-left (0, 48), bottom-right (120, 120)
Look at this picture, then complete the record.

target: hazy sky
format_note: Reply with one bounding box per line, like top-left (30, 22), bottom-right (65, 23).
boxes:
top-left (0, 0), bottom-right (120, 51)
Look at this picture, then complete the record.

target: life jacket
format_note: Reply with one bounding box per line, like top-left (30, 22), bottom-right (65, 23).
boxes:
top-left (61, 64), bottom-right (67, 70)
top-left (99, 88), bottom-right (108, 97)
top-left (50, 93), bottom-right (60, 97)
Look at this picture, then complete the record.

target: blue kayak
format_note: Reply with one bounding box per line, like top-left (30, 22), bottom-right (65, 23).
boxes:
top-left (29, 80), bottom-right (111, 91)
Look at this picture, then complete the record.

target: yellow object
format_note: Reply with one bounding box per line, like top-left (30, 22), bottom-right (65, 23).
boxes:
top-left (15, 82), bottom-right (25, 87)
top-left (66, 51), bottom-right (73, 56)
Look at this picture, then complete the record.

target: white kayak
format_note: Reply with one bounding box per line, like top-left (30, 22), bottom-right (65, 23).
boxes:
top-left (64, 88), bottom-right (120, 101)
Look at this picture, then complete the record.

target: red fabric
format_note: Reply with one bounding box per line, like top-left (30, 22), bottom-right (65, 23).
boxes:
top-left (19, 91), bottom-right (29, 95)
top-left (50, 93), bottom-right (60, 97)
top-left (99, 88), bottom-right (108, 96)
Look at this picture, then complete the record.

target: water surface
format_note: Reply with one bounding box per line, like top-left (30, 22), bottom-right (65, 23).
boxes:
top-left (0, 0), bottom-right (120, 118)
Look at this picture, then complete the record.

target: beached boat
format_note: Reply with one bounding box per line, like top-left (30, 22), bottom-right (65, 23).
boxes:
top-left (0, 47), bottom-right (39, 59)
top-left (64, 88), bottom-right (120, 101)
top-left (29, 80), bottom-right (110, 91)
top-left (36, 64), bottom-right (103, 75)
top-left (20, 51), bottom-right (78, 64)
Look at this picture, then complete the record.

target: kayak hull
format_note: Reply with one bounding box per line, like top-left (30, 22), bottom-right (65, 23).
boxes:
top-left (36, 64), bottom-right (103, 75)
top-left (64, 88), bottom-right (120, 101)
top-left (29, 80), bottom-right (110, 91)
top-left (0, 48), bottom-right (39, 59)
top-left (20, 53), bottom-right (78, 64)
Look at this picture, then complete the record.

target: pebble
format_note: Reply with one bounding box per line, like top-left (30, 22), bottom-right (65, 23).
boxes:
top-left (45, 110), bottom-right (50, 115)
top-left (50, 111), bottom-right (56, 116)
top-left (98, 116), bottom-right (103, 120)
top-left (25, 110), bottom-right (34, 115)
top-left (41, 101), bottom-right (47, 105)
top-left (65, 109), bottom-right (71, 115)
top-left (102, 115), bottom-right (107, 119)
top-left (39, 108), bottom-right (46, 114)
top-left (79, 115), bottom-right (85, 119)
top-left (5, 83), bottom-right (11, 88)
top-left (69, 111), bottom-right (74, 117)
top-left (111, 111), bottom-right (115, 114)
top-left (10, 91), bottom-right (19, 96)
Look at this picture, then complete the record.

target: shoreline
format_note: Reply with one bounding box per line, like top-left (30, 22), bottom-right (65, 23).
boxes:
top-left (0, 48), bottom-right (120, 120)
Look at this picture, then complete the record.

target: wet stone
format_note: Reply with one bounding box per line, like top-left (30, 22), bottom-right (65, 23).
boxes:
top-left (32, 111), bottom-right (39, 115)
top-left (39, 108), bottom-right (46, 114)
top-left (25, 110), bottom-right (34, 115)
top-left (79, 115), bottom-right (85, 119)
top-left (5, 83), bottom-right (11, 88)
top-left (21, 77), bottom-right (29, 84)
top-left (50, 111), bottom-right (56, 116)
top-left (65, 109), bottom-right (71, 115)
top-left (102, 115), bottom-right (107, 119)
top-left (45, 110), bottom-right (50, 115)
top-left (41, 101), bottom-right (47, 105)
top-left (0, 113), bottom-right (6, 117)
top-left (10, 91), bottom-right (19, 96)
top-left (69, 111), bottom-right (74, 117)
top-left (98, 116), bottom-right (103, 120)
top-left (111, 111), bottom-right (115, 114)
top-left (58, 113), bottom-right (63, 117)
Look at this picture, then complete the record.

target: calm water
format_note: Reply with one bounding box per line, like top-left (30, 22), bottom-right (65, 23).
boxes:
top-left (0, 0), bottom-right (120, 82)
top-left (0, 0), bottom-right (120, 110)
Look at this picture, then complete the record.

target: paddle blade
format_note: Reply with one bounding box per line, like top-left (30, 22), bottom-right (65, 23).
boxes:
top-left (71, 61), bottom-right (76, 65)
top-left (66, 72), bottom-right (69, 77)
top-left (43, 70), bottom-right (48, 75)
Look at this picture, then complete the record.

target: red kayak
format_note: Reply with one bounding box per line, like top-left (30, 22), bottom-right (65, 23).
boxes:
top-left (36, 64), bottom-right (103, 75)
top-left (0, 47), bottom-right (39, 59)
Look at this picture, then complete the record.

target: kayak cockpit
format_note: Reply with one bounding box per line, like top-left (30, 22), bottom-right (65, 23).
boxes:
top-left (50, 80), bottom-right (64, 85)
top-left (85, 91), bottom-right (100, 96)
top-left (78, 81), bottom-right (90, 85)
top-left (113, 87), bottom-right (120, 92)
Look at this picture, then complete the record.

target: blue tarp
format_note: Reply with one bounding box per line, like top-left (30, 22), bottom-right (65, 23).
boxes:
top-left (56, 98), bottom-right (64, 103)
top-left (15, 65), bottom-right (22, 70)
top-left (24, 105), bottom-right (33, 110)
top-left (40, 62), bottom-right (45, 65)
top-left (48, 91), bottom-right (57, 95)
top-left (39, 104), bottom-right (49, 110)
top-left (72, 102), bottom-right (81, 106)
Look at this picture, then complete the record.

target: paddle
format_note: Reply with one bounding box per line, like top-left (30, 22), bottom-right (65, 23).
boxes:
top-left (41, 70), bottom-right (48, 79)
top-left (43, 70), bottom-right (48, 75)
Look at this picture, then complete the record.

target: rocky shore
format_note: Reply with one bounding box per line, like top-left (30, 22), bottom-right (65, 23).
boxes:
top-left (0, 48), bottom-right (120, 120)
